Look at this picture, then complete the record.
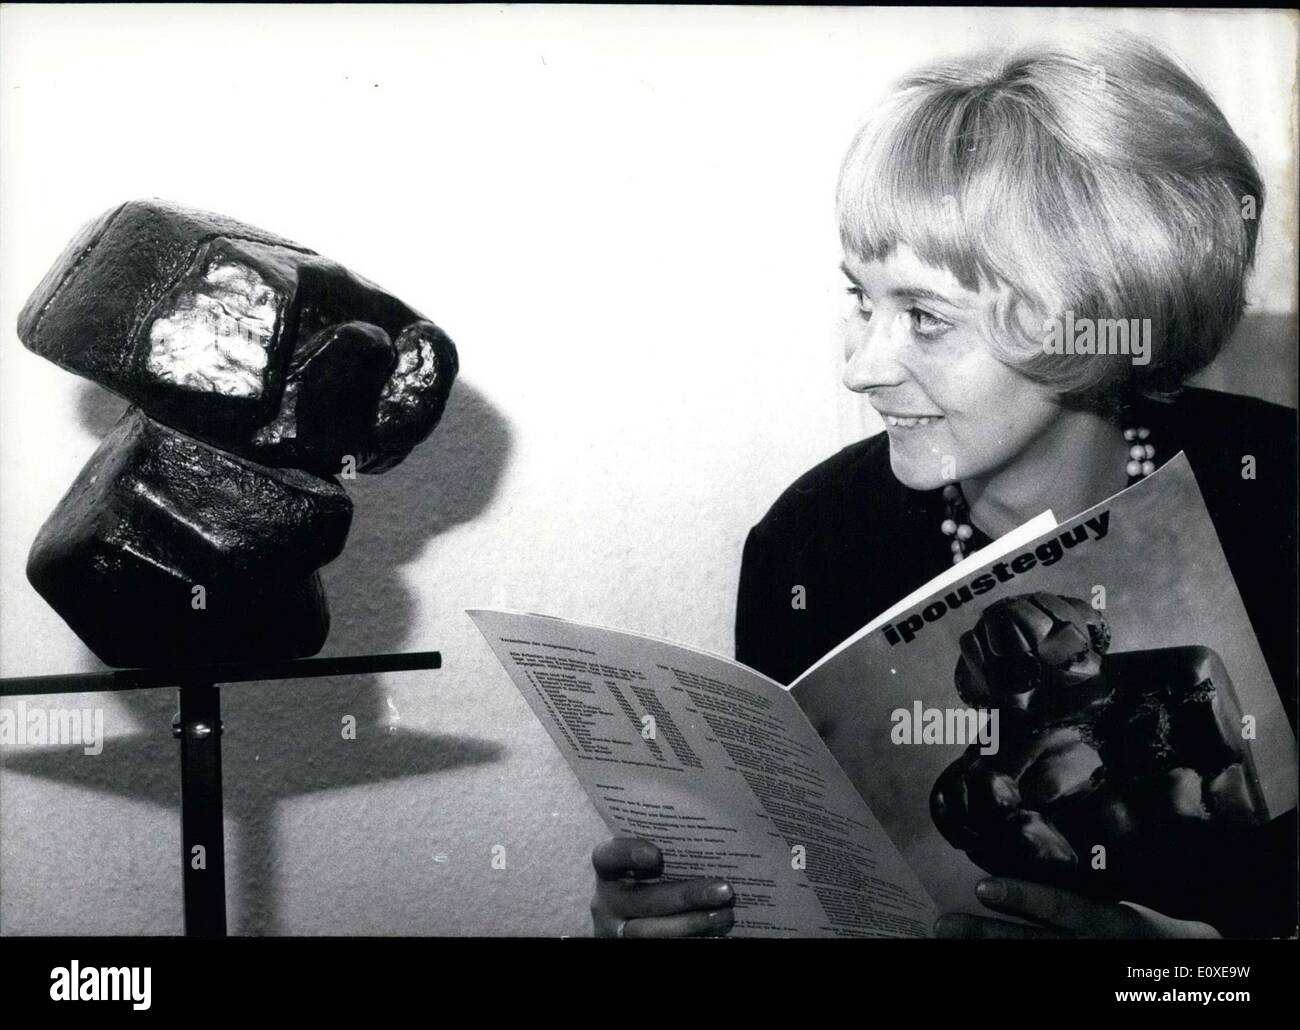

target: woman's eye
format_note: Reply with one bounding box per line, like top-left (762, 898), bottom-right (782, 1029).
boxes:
top-left (845, 285), bottom-right (872, 319)
top-left (909, 307), bottom-right (951, 337)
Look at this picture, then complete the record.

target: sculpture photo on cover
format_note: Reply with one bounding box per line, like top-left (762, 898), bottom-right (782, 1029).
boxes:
top-left (930, 591), bottom-right (1268, 932)
top-left (792, 455), bottom-right (1297, 939)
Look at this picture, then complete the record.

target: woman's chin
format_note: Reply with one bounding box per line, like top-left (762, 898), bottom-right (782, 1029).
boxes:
top-left (886, 445), bottom-right (949, 491)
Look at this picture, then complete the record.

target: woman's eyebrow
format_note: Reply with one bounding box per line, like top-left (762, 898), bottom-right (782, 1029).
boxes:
top-left (887, 285), bottom-right (967, 309)
top-left (839, 264), bottom-right (967, 308)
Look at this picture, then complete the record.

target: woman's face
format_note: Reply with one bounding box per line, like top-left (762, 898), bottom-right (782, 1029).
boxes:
top-left (840, 244), bottom-right (1063, 490)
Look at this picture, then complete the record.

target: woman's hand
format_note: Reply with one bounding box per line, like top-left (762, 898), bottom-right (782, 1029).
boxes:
top-left (590, 837), bottom-right (736, 938)
top-left (935, 878), bottom-right (1222, 939)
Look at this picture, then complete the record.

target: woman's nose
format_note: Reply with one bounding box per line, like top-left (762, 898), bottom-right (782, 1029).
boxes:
top-left (842, 311), bottom-right (908, 393)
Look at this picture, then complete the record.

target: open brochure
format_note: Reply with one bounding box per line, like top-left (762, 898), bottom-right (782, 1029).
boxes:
top-left (469, 453), bottom-right (1298, 937)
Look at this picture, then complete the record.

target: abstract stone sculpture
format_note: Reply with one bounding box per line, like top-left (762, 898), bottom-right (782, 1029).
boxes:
top-left (19, 200), bottom-right (458, 667)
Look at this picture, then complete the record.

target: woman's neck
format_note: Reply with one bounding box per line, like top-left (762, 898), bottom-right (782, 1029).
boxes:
top-left (960, 409), bottom-right (1130, 539)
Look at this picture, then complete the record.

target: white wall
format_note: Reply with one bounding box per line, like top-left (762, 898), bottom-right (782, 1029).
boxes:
top-left (1, 5), bottom-right (1295, 935)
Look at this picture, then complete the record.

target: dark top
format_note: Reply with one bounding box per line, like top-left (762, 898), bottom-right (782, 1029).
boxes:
top-left (735, 386), bottom-right (1298, 937)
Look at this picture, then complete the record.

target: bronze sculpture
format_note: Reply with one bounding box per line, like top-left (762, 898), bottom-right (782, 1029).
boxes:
top-left (19, 200), bottom-right (459, 667)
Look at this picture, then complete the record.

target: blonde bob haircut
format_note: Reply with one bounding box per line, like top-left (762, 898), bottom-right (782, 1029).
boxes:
top-left (836, 30), bottom-right (1264, 416)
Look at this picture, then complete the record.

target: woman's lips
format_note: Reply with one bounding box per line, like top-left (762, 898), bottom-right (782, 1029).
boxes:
top-left (880, 413), bottom-right (943, 428)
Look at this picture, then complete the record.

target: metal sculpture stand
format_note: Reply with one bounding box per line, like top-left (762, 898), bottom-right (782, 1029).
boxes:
top-left (0, 650), bottom-right (441, 937)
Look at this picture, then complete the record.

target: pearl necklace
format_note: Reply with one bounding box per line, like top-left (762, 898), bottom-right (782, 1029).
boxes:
top-left (942, 426), bottom-right (1156, 565)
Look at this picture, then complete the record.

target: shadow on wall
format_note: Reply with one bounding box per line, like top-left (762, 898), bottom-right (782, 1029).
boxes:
top-left (1193, 312), bottom-right (1299, 409)
top-left (6, 377), bottom-right (513, 934)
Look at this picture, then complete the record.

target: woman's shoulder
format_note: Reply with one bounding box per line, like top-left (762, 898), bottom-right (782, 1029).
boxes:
top-left (749, 432), bottom-right (907, 539)
top-left (737, 432), bottom-right (929, 683)
top-left (1147, 386), bottom-right (1296, 492)
top-left (1151, 386), bottom-right (1296, 447)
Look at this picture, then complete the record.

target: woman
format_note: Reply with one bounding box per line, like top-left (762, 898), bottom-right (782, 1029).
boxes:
top-left (590, 30), bottom-right (1297, 938)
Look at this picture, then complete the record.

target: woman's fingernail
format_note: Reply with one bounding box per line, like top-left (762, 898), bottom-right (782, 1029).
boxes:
top-left (976, 879), bottom-right (1006, 902)
top-left (709, 882), bottom-right (733, 904)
